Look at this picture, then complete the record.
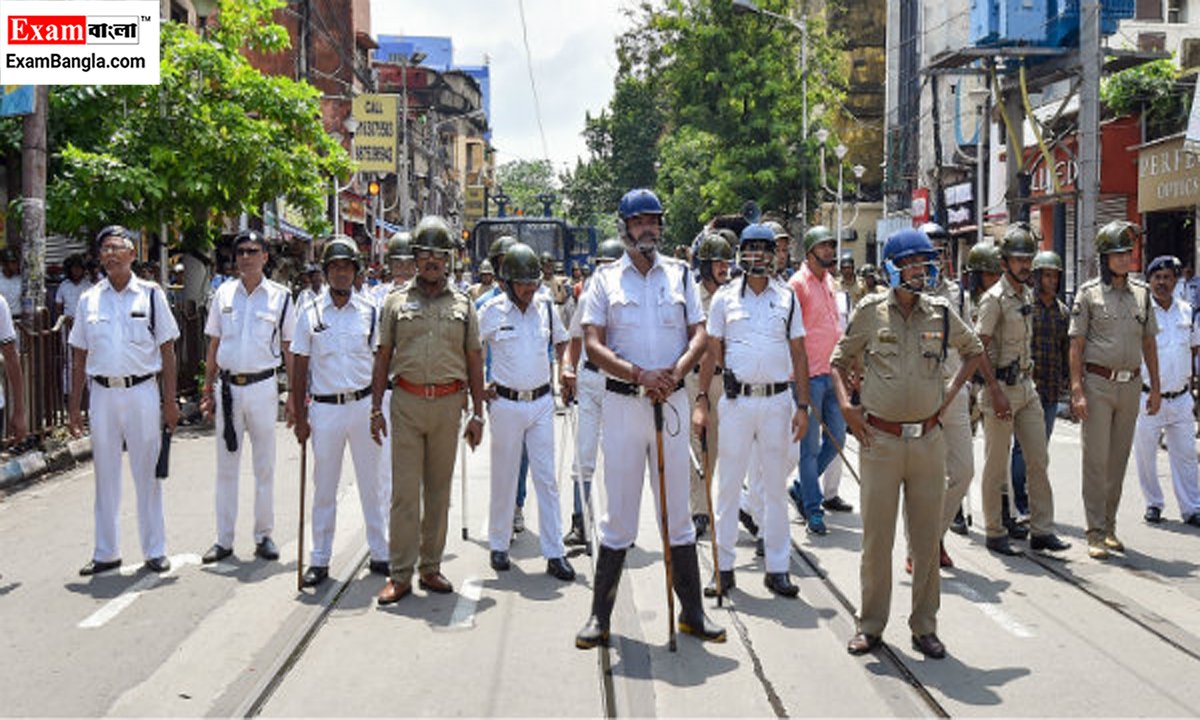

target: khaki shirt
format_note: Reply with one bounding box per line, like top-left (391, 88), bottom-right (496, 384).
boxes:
top-left (976, 273), bottom-right (1033, 371)
top-left (832, 289), bottom-right (983, 422)
top-left (838, 276), bottom-right (867, 308)
top-left (931, 276), bottom-right (972, 379)
top-left (1068, 278), bottom-right (1157, 371)
top-left (380, 283), bottom-right (481, 384)
top-left (699, 279), bottom-right (719, 314)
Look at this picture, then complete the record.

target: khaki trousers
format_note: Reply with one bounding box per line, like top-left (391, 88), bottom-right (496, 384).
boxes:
top-left (859, 427), bottom-right (946, 637)
top-left (981, 379), bottom-right (1055, 538)
top-left (687, 371), bottom-right (723, 517)
top-left (388, 389), bottom-right (463, 584)
top-left (1081, 376), bottom-right (1141, 539)
top-left (939, 387), bottom-right (974, 536)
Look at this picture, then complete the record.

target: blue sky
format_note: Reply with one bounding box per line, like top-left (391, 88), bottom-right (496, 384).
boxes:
top-left (371, 1), bottom-right (636, 173)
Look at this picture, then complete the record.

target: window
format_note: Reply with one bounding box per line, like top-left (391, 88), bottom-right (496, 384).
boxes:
top-left (1136, 0), bottom-right (1163, 20)
top-left (1139, 31), bottom-right (1167, 51)
top-left (1167, 0), bottom-right (1186, 23)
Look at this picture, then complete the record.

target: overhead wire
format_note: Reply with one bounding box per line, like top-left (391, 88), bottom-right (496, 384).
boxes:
top-left (516, 0), bottom-right (551, 162)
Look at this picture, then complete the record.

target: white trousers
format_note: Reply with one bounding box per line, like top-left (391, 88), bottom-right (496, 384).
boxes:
top-left (598, 388), bottom-right (694, 549)
top-left (1135, 392), bottom-right (1200, 517)
top-left (215, 377), bottom-right (278, 547)
top-left (716, 393), bottom-right (797, 573)
top-left (740, 441), bottom-right (764, 523)
top-left (89, 380), bottom-right (165, 562)
top-left (570, 367), bottom-right (605, 491)
top-left (309, 396), bottom-right (389, 566)
top-left (488, 394), bottom-right (565, 558)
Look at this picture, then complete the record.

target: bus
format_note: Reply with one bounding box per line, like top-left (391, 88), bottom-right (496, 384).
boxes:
top-left (469, 217), bottom-right (596, 271)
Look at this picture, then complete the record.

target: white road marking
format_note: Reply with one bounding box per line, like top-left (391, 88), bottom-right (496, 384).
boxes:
top-left (441, 576), bottom-right (483, 631)
top-left (78, 554), bottom-right (200, 629)
top-left (944, 578), bottom-right (1035, 638)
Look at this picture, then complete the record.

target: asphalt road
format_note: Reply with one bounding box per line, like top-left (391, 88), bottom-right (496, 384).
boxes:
top-left (3, 406), bottom-right (1200, 717)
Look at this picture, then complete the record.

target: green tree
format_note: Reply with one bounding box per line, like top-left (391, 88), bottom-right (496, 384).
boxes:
top-left (1102, 58), bottom-right (1190, 139)
top-left (2, 0), bottom-right (349, 250)
top-left (494, 158), bottom-right (560, 217)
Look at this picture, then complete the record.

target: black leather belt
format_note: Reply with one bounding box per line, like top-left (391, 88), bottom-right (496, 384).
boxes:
top-left (583, 360), bottom-right (599, 373)
top-left (1144, 384), bottom-right (1189, 400)
top-left (726, 381), bottom-right (790, 398)
top-left (312, 387), bottom-right (371, 405)
top-left (605, 377), bottom-right (686, 397)
top-left (495, 383), bottom-right (552, 402)
top-left (219, 368), bottom-right (277, 386)
top-left (91, 373), bottom-right (154, 389)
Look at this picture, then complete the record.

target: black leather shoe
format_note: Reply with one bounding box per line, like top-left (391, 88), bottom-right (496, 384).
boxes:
top-left (547, 557), bottom-right (576, 581)
top-left (143, 556), bottom-right (171, 573)
top-left (368, 560), bottom-right (390, 576)
top-left (79, 558), bottom-right (122, 576)
top-left (201, 544), bottom-right (232, 564)
top-left (692, 514), bottom-right (709, 538)
top-left (822, 495), bottom-right (854, 513)
top-left (255, 537), bottom-right (280, 561)
top-left (1030, 533), bottom-right (1071, 552)
top-left (847, 632), bottom-right (881, 655)
top-left (1144, 506), bottom-right (1163, 524)
top-left (986, 536), bottom-right (1022, 556)
top-left (563, 513), bottom-right (587, 546)
top-left (949, 507), bottom-right (968, 536)
top-left (704, 570), bottom-right (735, 597)
top-left (490, 550), bottom-right (511, 571)
top-left (912, 633), bottom-right (946, 659)
top-left (738, 509), bottom-right (759, 537)
top-left (302, 565), bottom-right (329, 587)
top-left (1186, 513), bottom-right (1200, 528)
top-left (764, 572), bottom-right (799, 597)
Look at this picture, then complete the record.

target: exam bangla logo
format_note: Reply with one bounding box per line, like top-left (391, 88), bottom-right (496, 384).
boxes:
top-left (7, 15), bottom-right (147, 45)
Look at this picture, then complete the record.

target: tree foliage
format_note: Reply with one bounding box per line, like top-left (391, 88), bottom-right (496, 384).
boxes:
top-left (1, 0), bottom-right (349, 250)
top-left (1102, 58), bottom-right (1190, 139)
top-left (560, 0), bottom-right (845, 248)
top-left (494, 158), bottom-right (561, 217)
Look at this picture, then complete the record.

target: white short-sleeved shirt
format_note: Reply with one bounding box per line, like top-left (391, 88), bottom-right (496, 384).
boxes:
top-left (0, 296), bottom-right (15, 408)
top-left (205, 278), bottom-right (297, 373)
top-left (479, 292), bottom-right (568, 390)
top-left (0, 274), bottom-right (21, 317)
top-left (707, 277), bottom-right (805, 384)
top-left (1144, 297), bottom-right (1200, 393)
top-left (580, 254), bottom-right (704, 371)
top-left (291, 291), bottom-right (378, 396)
top-left (296, 286), bottom-right (319, 311)
top-left (68, 276), bottom-right (180, 377)
top-left (55, 278), bottom-right (92, 318)
top-left (568, 277), bottom-right (598, 364)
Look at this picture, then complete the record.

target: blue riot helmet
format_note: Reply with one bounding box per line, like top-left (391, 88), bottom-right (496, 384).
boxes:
top-left (617, 188), bottom-right (664, 258)
top-left (882, 228), bottom-right (939, 293)
top-left (738, 223), bottom-right (776, 277)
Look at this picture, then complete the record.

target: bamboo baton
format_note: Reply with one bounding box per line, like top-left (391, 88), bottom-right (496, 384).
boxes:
top-left (654, 402), bottom-right (677, 652)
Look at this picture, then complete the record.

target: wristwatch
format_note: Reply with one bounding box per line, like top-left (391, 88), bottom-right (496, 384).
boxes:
top-left (470, 413), bottom-right (486, 426)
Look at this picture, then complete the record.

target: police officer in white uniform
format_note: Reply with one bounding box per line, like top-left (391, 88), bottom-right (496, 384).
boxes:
top-left (479, 242), bottom-right (575, 580)
top-left (69, 225), bottom-right (180, 575)
top-left (696, 223), bottom-right (809, 598)
top-left (1135, 255), bottom-right (1200, 526)
top-left (291, 237), bottom-right (390, 586)
top-left (575, 188), bottom-right (724, 649)
top-left (560, 239), bottom-right (626, 547)
top-left (200, 230), bottom-right (296, 564)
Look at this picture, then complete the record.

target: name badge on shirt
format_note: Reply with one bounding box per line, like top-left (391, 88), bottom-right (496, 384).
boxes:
top-left (131, 311), bottom-right (146, 318)
top-left (499, 325), bottom-right (515, 331)
top-left (920, 331), bottom-right (943, 342)
top-left (404, 301), bottom-right (421, 311)
top-left (221, 305), bottom-right (233, 314)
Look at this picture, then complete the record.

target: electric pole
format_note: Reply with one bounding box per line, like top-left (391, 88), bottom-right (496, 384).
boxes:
top-left (1077, 0), bottom-right (1101, 283)
top-left (20, 85), bottom-right (48, 317)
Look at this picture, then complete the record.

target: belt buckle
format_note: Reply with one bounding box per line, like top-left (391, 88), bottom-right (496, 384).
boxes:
top-left (900, 422), bottom-right (924, 439)
top-left (424, 384), bottom-right (435, 400)
top-left (338, 392), bottom-right (351, 404)
top-left (518, 389), bottom-right (534, 402)
top-left (235, 374), bottom-right (247, 385)
top-left (1115, 370), bottom-right (1134, 383)
top-left (110, 376), bottom-right (128, 388)
top-left (750, 385), bottom-right (768, 398)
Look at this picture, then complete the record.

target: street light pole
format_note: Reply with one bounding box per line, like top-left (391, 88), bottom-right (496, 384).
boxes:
top-left (835, 142), bottom-right (847, 262)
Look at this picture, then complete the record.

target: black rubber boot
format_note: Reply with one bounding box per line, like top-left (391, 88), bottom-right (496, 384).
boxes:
top-left (671, 544), bottom-right (726, 642)
top-left (563, 513), bottom-right (587, 547)
top-left (575, 546), bottom-right (626, 649)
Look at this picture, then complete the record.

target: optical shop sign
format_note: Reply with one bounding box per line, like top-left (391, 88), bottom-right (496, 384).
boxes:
top-left (1138, 134), bottom-right (1200, 214)
top-left (1, 1), bottom-right (159, 85)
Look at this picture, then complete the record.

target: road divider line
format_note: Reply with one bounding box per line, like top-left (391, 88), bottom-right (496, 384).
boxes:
top-left (78, 554), bottom-right (200, 629)
top-left (443, 576), bottom-right (483, 631)
top-left (944, 578), bottom-right (1035, 638)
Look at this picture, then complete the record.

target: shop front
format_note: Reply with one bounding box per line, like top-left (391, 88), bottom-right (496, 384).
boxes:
top-left (1137, 133), bottom-right (1200, 272)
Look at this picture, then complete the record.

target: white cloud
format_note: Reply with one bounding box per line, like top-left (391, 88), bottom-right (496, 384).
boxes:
top-left (370, 0), bottom-right (635, 172)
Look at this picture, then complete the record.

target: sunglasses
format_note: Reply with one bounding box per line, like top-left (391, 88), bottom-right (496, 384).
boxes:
top-left (235, 246), bottom-right (262, 256)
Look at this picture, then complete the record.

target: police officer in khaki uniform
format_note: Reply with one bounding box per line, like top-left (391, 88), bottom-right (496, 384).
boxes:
top-left (687, 231), bottom-right (734, 537)
top-left (371, 216), bottom-right (487, 603)
top-left (1069, 220), bottom-right (1161, 559)
top-left (975, 225), bottom-right (1071, 556)
top-left (832, 229), bottom-right (983, 660)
